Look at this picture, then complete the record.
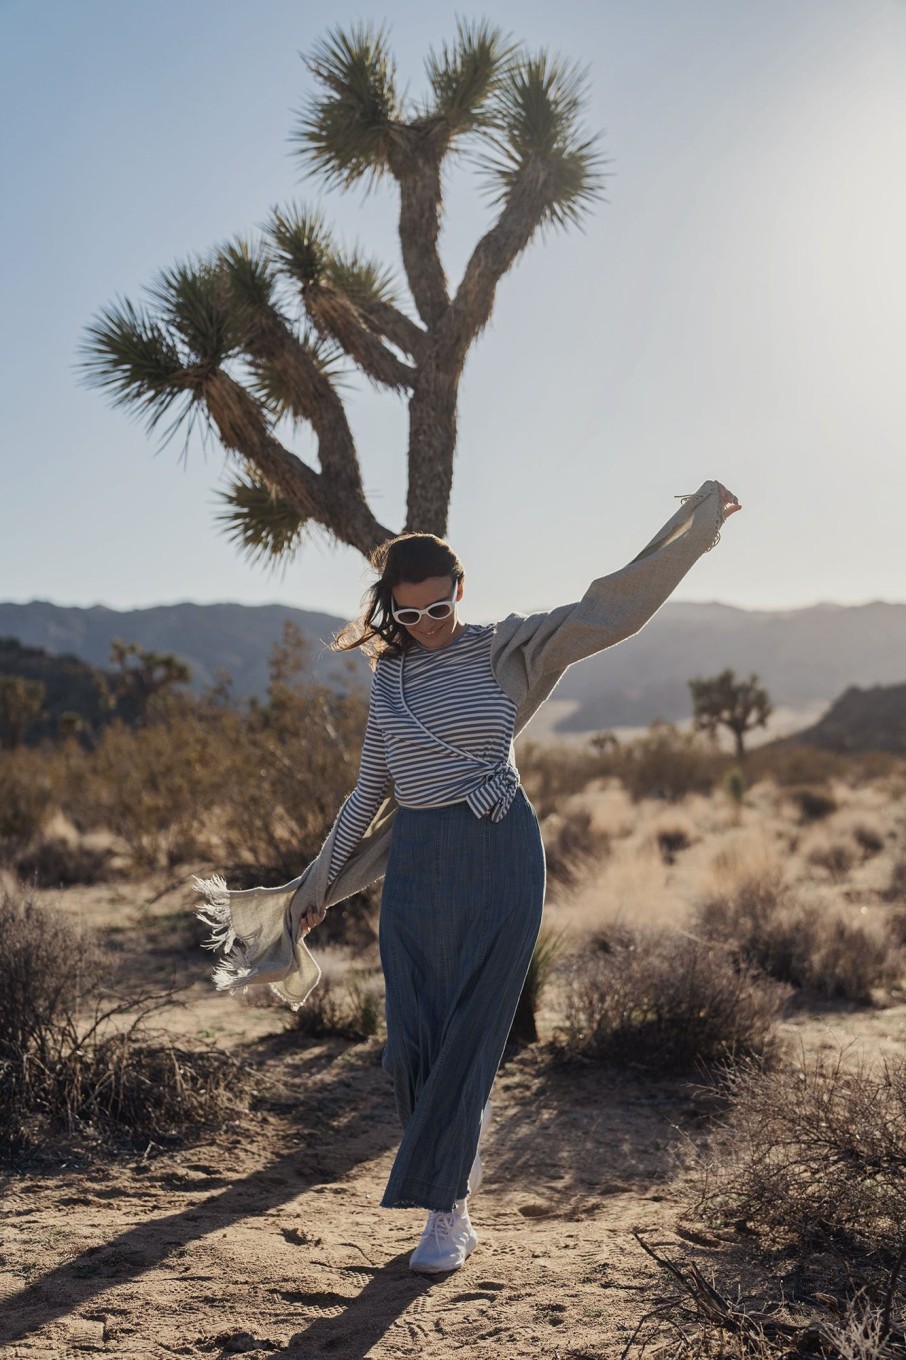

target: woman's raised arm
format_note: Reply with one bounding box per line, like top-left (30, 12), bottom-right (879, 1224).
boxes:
top-left (490, 480), bottom-right (739, 699)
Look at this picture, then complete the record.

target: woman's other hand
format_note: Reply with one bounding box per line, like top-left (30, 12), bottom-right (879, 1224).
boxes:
top-left (716, 482), bottom-right (742, 518)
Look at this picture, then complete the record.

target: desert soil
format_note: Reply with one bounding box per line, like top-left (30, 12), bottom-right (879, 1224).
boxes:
top-left (2, 780), bottom-right (905, 1360)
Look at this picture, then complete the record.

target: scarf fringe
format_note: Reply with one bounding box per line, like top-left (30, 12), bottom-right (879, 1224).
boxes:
top-left (211, 947), bottom-right (253, 994)
top-left (191, 874), bottom-right (238, 954)
top-left (192, 874), bottom-right (254, 994)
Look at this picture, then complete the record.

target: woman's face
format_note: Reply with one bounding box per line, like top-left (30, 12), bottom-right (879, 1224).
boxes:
top-left (392, 574), bottom-right (464, 650)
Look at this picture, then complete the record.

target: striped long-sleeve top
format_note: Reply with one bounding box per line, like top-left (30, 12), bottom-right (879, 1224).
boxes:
top-left (327, 622), bottom-right (519, 885)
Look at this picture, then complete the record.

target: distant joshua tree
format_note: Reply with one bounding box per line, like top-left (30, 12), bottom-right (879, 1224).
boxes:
top-left (688, 668), bottom-right (772, 760)
top-left (79, 21), bottom-right (604, 565)
top-left (100, 640), bottom-right (191, 722)
top-left (0, 676), bottom-right (45, 749)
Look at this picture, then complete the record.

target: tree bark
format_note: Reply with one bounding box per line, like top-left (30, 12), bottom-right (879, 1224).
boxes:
top-left (404, 354), bottom-right (460, 534)
top-left (389, 127), bottom-right (450, 328)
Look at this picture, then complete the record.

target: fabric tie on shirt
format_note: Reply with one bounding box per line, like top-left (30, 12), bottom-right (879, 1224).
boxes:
top-left (464, 759), bottom-right (520, 822)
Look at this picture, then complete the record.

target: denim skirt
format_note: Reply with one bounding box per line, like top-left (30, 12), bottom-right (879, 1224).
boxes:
top-left (378, 785), bottom-right (546, 1211)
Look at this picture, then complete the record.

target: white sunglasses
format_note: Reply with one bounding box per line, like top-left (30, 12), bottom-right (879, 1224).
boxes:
top-left (391, 584), bottom-right (458, 626)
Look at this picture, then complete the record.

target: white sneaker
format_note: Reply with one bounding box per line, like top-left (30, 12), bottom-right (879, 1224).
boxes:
top-left (468, 1097), bottom-right (493, 1197)
top-left (408, 1198), bottom-right (478, 1274)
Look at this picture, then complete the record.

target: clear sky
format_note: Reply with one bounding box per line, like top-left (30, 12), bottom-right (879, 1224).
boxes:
top-left (2, 0), bottom-right (904, 624)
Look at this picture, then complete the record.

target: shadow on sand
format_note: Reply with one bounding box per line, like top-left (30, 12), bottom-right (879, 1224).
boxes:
top-left (0, 1039), bottom-right (401, 1349)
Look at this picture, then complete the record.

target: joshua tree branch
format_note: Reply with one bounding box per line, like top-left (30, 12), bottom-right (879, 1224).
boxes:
top-left (388, 126), bottom-right (450, 328)
top-left (204, 370), bottom-right (391, 554)
top-left (305, 284), bottom-right (416, 390)
top-left (357, 298), bottom-right (425, 358)
top-left (441, 169), bottom-right (549, 364)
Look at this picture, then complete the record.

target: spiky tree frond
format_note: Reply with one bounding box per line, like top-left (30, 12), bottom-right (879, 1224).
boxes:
top-left (217, 236), bottom-right (279, 314)
top-left (215, 472), bottom-right (311, 570)
top-left (78, 298), bottom-right (197, 434)
top-left (146, 259), bottom-right (246, 366)
top-left (266, 206), bottom-right (334, 291)
top-left (294, 23), bottom-right (400, 188)
top-left (423, 18), bottom-right (515, 135)
top-left (250, 333), bottom-right (346, 418)
top-left (480, 54), bottom-right (606, 228)
top-left (325, 250), bottom-right (399, 310)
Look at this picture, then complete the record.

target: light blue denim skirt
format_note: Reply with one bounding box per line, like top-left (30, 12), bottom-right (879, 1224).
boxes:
top-left (378, 785), bottom-right (546, 1211)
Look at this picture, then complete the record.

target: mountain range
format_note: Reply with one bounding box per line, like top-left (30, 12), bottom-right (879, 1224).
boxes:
top-left (2, 598), bottom-right (905, 738)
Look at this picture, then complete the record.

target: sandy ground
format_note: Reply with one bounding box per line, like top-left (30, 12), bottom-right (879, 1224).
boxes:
top-left (2, 776), bottom-right (905, 1359)
top-left (0, 1030), bottom-right (716, 1360)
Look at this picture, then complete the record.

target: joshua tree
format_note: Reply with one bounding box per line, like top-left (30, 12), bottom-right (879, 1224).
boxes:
top-left (688, 668), bottom-right (772, 760)
top-left (0, 676), bottom-right (46, 749)
top-left (99, 640), bottom-right (191, 723)
top-left (79, 21), bottom-right (604, 562)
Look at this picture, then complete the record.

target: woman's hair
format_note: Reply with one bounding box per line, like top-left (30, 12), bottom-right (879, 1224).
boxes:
top-left (332, 533), bottom-right (464, 666)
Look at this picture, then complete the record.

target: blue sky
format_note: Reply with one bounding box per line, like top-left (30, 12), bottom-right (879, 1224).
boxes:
top-left (2, 0), bottom-right (904, 623)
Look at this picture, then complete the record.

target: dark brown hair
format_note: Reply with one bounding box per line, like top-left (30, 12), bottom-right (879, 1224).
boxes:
top-left (332, 533), bottom-right (464, 666)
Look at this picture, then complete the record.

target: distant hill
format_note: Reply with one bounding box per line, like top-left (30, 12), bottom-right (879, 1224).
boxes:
top-left (549, 600), bottom-right (906, 733)
top-left (0, 601), bottom-right (369, 703)
top-left (786, 682), bottom-right (906, 756)
top-left (2, 598), bottom-right (905, 738)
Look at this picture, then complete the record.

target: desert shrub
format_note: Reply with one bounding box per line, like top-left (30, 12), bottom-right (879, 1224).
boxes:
top-left (0, 883), bottom-right (102, 1070)
top-left (519, 724), bottom-right (726, 813)
top-left (884, 858), bottom-right (906, 904)
top-left (215, 626), bottom-right (369, 881)
top-left (656, 824), bottom-right (693, 864)
top-left (808, 838), bottom-right (857, 881)
top-left (748, 743), bottom-right (906, 789)
top-left (67, 702), bottom-right (229, 871)
top-left (0, 747), bottom-right (54, 856)
top-left (724, 765), bottom-right (747, 805)
top-left (610, 722), bottom-right (726, 802)
top-left (70, 1034), bottom-right (242, 1144)
top-left (747, 742), bottom-right (847, 786)
top-left (540, 809), bottom-right (610, 886)
top-left (292, 965), bottom-right (384, 1041)
top-left (789, 783), bottom-right (838, 821)
top-left (16, 836), bottom-right (113, 887)
top-left (504, 925), bottom-right (568, 1048)
top-left (695, 1051), bottom-right (906, 1265)
top-left (697, 869), bottom-right (897, 1003)
top-left (0, 883), bottom-right (245, 1155)
top-left (523, 925), bottom-right (566, 1017)
top-left (624, 1255), bottom-right (902, 1359)
top-left (557, 930), bottom-right (784, 1072)
top-left (516, 740), bottom-right (610, 818)
top-left (852, 823), bottom-right (885, 858)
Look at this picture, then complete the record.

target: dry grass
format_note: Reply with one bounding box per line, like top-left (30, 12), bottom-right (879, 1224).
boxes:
top-left (0, 883), bottom-right (246, 1158)
top-left (540, 807), bottom-right (611, 886)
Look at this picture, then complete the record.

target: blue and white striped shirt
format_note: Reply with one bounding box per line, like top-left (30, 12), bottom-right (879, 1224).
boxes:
top-left (327, 622), bottom-right (519, 885)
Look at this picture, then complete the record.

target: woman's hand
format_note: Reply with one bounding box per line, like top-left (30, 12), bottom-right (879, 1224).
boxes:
top-left (299, 902), bottom-right (327, 938)
top-left (716, 482), bottom-right (742, 518)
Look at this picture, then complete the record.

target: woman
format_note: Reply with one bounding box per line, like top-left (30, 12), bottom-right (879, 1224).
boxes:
top-left (194, 478), bottom-right (741, 1275)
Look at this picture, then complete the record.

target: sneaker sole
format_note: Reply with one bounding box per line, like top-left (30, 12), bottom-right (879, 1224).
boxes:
top-left (408, 1233), bottom-right (479, 1275)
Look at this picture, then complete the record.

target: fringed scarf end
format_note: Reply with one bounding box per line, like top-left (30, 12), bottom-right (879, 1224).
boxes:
top-left (210, 944), bottom-right (253, 994)
top-left (191, 874), bottom-right (237, 954)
